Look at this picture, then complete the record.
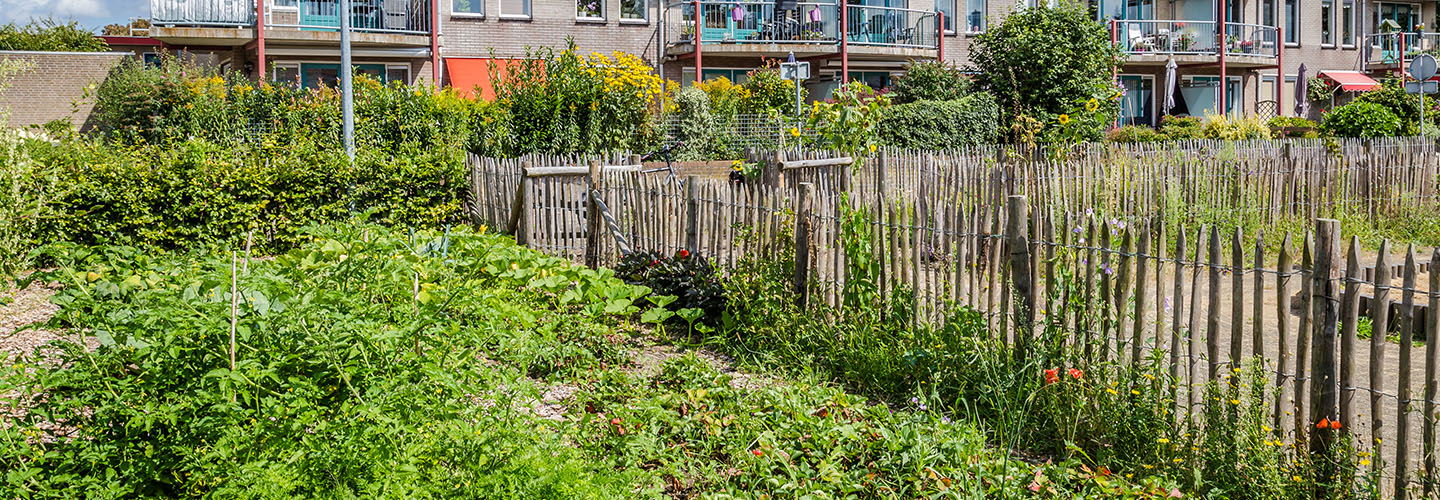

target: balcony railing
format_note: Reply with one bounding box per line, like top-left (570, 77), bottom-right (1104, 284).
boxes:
top-left (665, 0), bottom-right (938, 51)
top-left (1364, 32), bottom-right (1440, 69)
top-left (1113, 20), bottom-right (1278, 58)
top-left (151, 0), bottom-right (432, 34)
top-left (153, 0), bottom-right (255, 26)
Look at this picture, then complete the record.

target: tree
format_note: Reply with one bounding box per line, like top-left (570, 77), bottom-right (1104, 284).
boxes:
top-left (970, 3), bottom-right (1123, 142)
top-left (102, 19), bottom-right (151, 36)
top-left (0, 18), bottom-right (108, 52)
top-left (890, 60), bottom-right (970, 104)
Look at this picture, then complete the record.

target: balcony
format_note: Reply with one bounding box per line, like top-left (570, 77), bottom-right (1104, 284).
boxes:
top-left (151, 0), bottom-right (433, 43)
top-left (664, 0), bottom-right (940, 60)
top-left (1112, 20), bottom-right (1278, 67)
top-left (1364, 32), bottom-right (1440, 72)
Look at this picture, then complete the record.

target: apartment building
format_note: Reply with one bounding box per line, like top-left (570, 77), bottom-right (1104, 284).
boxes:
top-left (140, 0), bottom-right (1437, 124)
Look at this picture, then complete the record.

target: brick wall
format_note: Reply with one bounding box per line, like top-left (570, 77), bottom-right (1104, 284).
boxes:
top-left (0, 51), bottom-right (130, 129)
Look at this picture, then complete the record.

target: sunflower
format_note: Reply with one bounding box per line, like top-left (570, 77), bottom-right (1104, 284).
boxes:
top-left (1058, 114), bottom-right (1071, 125)
top-left (1086, 98), bottom-right (1099, 112)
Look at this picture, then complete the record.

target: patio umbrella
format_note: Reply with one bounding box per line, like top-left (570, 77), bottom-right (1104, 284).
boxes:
top-left (1294, 63), bottom-right (1310, 118)
top-left (1163, 57), bottom-right (1177, 115)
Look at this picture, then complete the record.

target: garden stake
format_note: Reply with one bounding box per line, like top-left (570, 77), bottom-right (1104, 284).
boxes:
top-left (242, 229), bottom-right (253, 275)
top-left (229, 251), bottom-right (238, 377)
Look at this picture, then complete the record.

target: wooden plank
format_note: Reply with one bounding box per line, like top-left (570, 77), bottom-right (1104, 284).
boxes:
top-left (1115, 225), bottom-right (1133, 364)
top-left (1100, 220), bottom-right (1114, 362)
top-left (1396, 246), bottom-right (1419, 500)
top-left (1133, 219), bottom-right (1150, 366)
top-left (780, 156), bottom-right (855, 170)
top-left (1426, 247), bottom-right (1440, 498)
top-left (1207, 225), bottom-right (1221, 381)
top-left (1372, 240), bottom-right (1393, 460)
top-left (1340, 237), bottom-right (1363, 440)
top-left (1296, 233), bottom-right (1314, 449)
top-left (1309, 219), bottom-right (1342, 472)
top-left (1171, 225), bottom-right (1186, 416)
top-left (1230, 227), bottom-right (1244, 371)
top-left (1006, 195), bottom-right (1034, 360)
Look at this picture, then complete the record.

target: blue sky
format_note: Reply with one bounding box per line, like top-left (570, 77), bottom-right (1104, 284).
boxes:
top-left (0, 0), bottom-right (147, 32)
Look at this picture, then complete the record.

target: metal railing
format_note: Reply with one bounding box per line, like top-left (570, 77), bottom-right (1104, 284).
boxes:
top-left (668, 1), bottom-right (840, 45)
top-left (1112, 19), bottom-right (1278, 58)
top-left (665, 0), bottom-right (938, 50)
top-left (1364, 32), bottom-right (1440, 68)
top-left (1222, 22), bottom-right (1278, 57)
top-left (845, 4), bottom-right (937, 49)
top-left (151, 0), bottom-right (432, 34)
top-left (152, 0), bottom-right (256, 26)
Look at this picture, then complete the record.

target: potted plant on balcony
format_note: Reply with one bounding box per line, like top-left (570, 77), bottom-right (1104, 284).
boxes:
top-left (1175, 32), bottom-right (1196, 51)
top-left (1239, 39), bottom-right (1254, 53)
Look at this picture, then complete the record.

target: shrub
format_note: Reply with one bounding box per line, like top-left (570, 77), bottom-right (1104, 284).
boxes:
top-left (1199, 114), bottom-right (1271, 140)
top-left (669, 87), bottom-right (714, 160)
top-left (807, 83), bottom-right (889, 157)
top-left (971, 5), bottom-right (1123, 142)
top-left (695, 76), bottom-right (749, 119)
top-left (739, 61), bottom-right (805, 115)
top-left (1355, 78), bottom-right (1438, 135)
top-left (1321, 101), bottom-right (1401, 137)
top-left (878, 93), bottom-right (1000, 148)
top-left (1105, 125), bottom-right (1164, 143)
top-left (1267, 116), bottom-right (1317, 138)
top-left (1159, 115), bottom-right (1204, 140)
top-left (614, 249), bottom-right (726, 323)
top-left (0, 18), bottom-right (108, 52)
top-left (889, 60), bottom-right (970, 104)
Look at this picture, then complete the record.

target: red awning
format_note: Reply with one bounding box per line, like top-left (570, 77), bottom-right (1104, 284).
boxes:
top-left (445, 58), bottom-right (524, 100)
top-left (1319, 70), bottom-right (1382, 92)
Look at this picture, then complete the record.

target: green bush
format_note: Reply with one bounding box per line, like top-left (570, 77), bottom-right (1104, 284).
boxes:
top-left (878, 94), bottom-right (1000, 149)
top-left (1199, 114), bottom-right (1271, 140)
top-left (1355, 79), bottom-right (1438, 135)
top-left (1106, 125), bottom-right (1164, 143)
top-left (33, 137), bottom-right (464, 254)
top-left (1267, 116), bottom-right (1317, 138)
top-left (496, 42), bottom-right (663, 156)
top-left (1321, 101), bottom-right (1401, 137)
top-left (739, 62), bottom-right (805, 115)
top-left (971, 5), bottom-right (1123, 142)
top-left (0, 18), bottom-right (107, 52)
top-left (669, 86), bottom-right (714, 160)
top-left (889, 60), bottom-right (970, 104)
top-left (1159, 115), bottom-right (1204, 140)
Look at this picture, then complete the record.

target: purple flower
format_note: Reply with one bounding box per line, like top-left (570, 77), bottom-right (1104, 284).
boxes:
top-left (1103, 264), bottom-right (1114, 275)
top-left (941, 415), bottom-right (951, 424)
top-left (1072, 226), bottom-right (1083, 234)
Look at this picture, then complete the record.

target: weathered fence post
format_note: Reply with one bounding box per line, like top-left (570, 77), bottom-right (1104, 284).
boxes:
top-left (1006, 195), bottom-right (1034, 361)
top-left (507, 161), bottom-right (532, 241)
top-left (584, 160), bottom-right (602, 268)
top-left (1309, 218), bottom-right (1342, 498)
top-left (685, 175), bottom-right (700, 252)
top-left (794, 182), bottom-right (815, 306)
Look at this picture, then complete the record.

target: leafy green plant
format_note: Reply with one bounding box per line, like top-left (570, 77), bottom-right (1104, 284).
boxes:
top-left (1268, 116), bottom-right (1318, 138)
top-left (1321, 101), bottom-right (1401, 138)
top-left (971, 4), bottom-right (1124, 142)
top-left (670, 86), bottom-right (714, 160)
top-left (614, 249), bottom-right (726, 325)
top-left (878, 93), bottom-right (1000, 149)
top-left (1355, 78), bottom-right (1438, 135)
top-left (1106, 125), bottom-right (1165, 143)
top-left (1158, 115), bottom-right (1204, 140)
top-left (0, 18), bottom-right (107, 52)
top-left (805, 83), bottom-right (889, 158)
top-left (1199, 113), bottom-right (1272, 140)
top-left (739, 61), bottom-right (805, 116)
top-left (889, 60), bottom-right (971, 104)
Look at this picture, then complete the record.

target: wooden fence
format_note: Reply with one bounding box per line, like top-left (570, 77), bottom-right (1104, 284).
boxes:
top-left (467, 138), bottom-right (1440, 498)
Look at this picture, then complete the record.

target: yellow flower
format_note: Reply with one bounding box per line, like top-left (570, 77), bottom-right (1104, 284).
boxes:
top-left (1157, 438), bottom-right (1169, 444)
top-left (1360, 459), bottom-right (1371, 466)
top-left (868, 143), bottom-right (877, 153)
top-left (1292, 475), bottom-right (1303, 482)
top-left (1106, 388), bottom-right (1118, 395)
top-left (1085, 98), bottom-right (1098, 112)
top-left (789, 127), bottom-right (801, 137)
top-left (1131, 389), bottom-right (1140, 395)
top-left (1058, 114), bottom-right (1071, 125)
top-left (1229, 399), bottom-right (1240, 405)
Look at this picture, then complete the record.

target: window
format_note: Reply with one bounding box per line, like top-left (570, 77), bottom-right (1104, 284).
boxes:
top-left (386, 65), bottom-right (411, 85)
top-left (271, 0), bottom-right (298, 7)
top-left (1099, 0), bottom-right (1154, 20)
top-left (683, 68), bottom-right (752, 85)
top-left (1180, 76), bottom-right (1240, 116)
top-left (1261, 0), bottom-right (1273, 27)
top-left (452, 0), bottom-right (482, 15)
top-left (1341, 0), bottom-right (1354, 46)
top-left (965, 0), bottom-right (983, 31)
top-left (1321, 0), bottom-right (1333, 46)
top-left (621, 0), bottom-right (646, 20)
top-left (273, 64), bottom-right (300, 86)
top-left (578, 0), bottom-right (604, 19)
top-left (936, 0), bottom-right (954, 32)
top-left (501, 0), bottom-right (530, 16)
top-left (142, 52), bottom-right (161, 68)
top-left (1283, 0), bottom-right (1297, 44)
top-left (1118, 75), bottom-right (1154, 126)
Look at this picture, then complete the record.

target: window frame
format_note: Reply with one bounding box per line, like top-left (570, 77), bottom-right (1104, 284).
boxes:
top-left (272, 63), bottom-right (302, 86)
top-left (385, 64), bottom-right (412, 85)
top-left (1117, 73), bottom-right (1156, 127)
top-left (1340, 0), bottom-right (1356, 47)
top-left (451, 0), bottom-right (485, 18)
top-left (1320, 0), bottom-right (1334, 47)
top-left (577, 0), bottom-right (607, 21)
top-left (620, 0), bottom-right (648, 23)
top-left (1283, 0), bottom-right (1298, 46)
top-left (499, 0), bottom-right (531, 19)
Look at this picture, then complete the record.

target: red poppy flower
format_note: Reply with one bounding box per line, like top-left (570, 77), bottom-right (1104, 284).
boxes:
top-left (751, 449), bottom-right (764, 457)
top-left (1316, 417), bottom-right (1330, 429)
top-left (1068, 368), bottom-right (1083, 380)
top-left (678, 249), bottom-right (690, 258)
top-left (1044, 368), bottom-right (1060, 385)
top-left (1329, 419), bottom-right (1342, 429)
top-left (648, 260), bottom-right (659, 266)
top-left (610, 418), bottom-right (622, 426)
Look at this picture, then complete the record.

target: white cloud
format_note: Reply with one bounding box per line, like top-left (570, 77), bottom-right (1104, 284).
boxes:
top-left (0, 0), bottom-right (112, 21)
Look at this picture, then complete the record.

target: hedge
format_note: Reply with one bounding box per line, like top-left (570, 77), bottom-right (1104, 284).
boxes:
top-left (878, 94), bottom-right (1000, 150)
